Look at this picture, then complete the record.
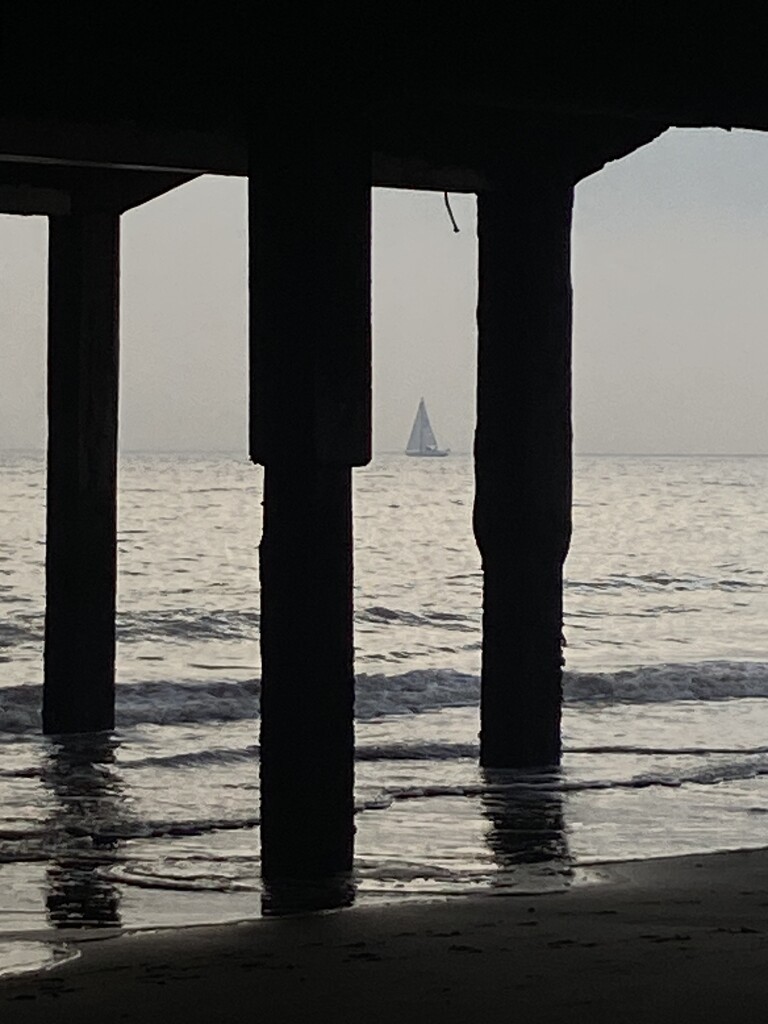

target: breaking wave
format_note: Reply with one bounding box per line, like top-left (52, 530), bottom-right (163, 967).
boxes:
top-left (1, 661), bottom-right (768, 735)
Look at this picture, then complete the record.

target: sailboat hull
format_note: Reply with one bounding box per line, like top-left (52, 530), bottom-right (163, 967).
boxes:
top-left (406, 450), bottom-right (449, 457)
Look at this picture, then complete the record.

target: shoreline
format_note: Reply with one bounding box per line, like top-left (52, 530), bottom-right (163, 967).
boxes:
top-left (3, 845), bottom-right (768, 1021)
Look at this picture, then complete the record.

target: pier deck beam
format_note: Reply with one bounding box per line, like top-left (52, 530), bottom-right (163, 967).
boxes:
top-left (474, 169), bottom-right (574, 768)
top-left (44, 210), bottom-right (120, 734)
top-left (250, 113), bottom-right (371, 889)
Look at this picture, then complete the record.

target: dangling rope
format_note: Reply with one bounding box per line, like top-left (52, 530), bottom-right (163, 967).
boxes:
top-left (443, 191), bottom-right (460, 233)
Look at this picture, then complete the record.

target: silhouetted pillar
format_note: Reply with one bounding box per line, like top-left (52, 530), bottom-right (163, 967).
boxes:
top-left (44, 212), bottom-right (119, 734)
top-left (250, 113), bottom-right (371, 886)
top-left (474, 170), bottom-right (573, 767)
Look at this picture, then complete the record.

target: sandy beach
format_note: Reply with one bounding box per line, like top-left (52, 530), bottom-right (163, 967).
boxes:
top-left (2, 848), bottom-right (768, 1022)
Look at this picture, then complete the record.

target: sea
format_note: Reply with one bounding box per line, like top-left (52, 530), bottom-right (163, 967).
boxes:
top-left (2, 451), bottom-right (768, 948)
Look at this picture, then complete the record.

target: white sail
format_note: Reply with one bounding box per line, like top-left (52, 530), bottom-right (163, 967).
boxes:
top-left (406, 398), bottom-right (443, 455)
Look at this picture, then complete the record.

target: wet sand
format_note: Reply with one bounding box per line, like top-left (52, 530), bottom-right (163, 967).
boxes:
top-left (3, 848), bottom-right (768, 1022)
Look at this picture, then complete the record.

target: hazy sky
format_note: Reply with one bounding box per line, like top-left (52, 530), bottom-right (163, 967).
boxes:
top-left (4, 127), bottom-right (768, 455)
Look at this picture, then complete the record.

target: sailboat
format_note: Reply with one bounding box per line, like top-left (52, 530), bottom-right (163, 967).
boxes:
top-left (405, 398), bottom-right (449, 457)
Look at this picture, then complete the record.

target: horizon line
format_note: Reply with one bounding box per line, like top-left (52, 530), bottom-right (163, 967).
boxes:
top-left (4, 447), bottom-right (768, 459)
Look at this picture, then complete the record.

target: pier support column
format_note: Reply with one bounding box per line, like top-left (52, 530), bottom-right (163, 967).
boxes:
top-left (44, 212), bottom-right (119, 734)
top-left (250, 114), bottom-right (371, 888)
top-left (474, 169), bottom-right (574, 768)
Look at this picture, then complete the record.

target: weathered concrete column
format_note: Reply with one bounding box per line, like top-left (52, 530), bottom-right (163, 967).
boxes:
top-left (43, 212), bottom-right (119, 734)
top-left (474, 170), bottom-right (574, 768)
top-left (250, 113), bottom-right (371, 886)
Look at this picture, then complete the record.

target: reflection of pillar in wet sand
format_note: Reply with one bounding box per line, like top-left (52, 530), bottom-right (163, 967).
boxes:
top-left (41, 734), bottom-right (127, 928)
top-left (261, 875), bottom-right (357, 917)
top-left (480, 768), bottom-right (572, 891)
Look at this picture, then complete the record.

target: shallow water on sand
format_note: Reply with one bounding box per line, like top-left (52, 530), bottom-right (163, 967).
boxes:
top-left (2, 452), bottom-right (768, 936)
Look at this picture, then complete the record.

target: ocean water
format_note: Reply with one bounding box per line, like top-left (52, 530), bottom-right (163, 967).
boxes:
top-left (2, 451), bottom-right (768, 936)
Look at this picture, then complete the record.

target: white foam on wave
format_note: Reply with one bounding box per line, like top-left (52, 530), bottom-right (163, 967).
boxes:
top-left (100, 864), bottom-right (256, 893)
top-left (357, 669), bottom-right (477, 717)
top-left (355, 753), bottom-right (768, 814)
top-left (2, 661), bottom-right (768, 735)
top-left (0, 815), bottom-right (261, 861)
top-left (567, 661), bottom-right (768, 704)
top-left (360, 662), bottom-right (768, 713)
top-left (8, 735), bottom-right (765, 772)
top-left (0, 942), bottom-right (79, 979)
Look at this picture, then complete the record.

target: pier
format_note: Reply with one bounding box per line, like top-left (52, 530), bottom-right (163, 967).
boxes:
top-left (1, 10), bottom-right (764, 893)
